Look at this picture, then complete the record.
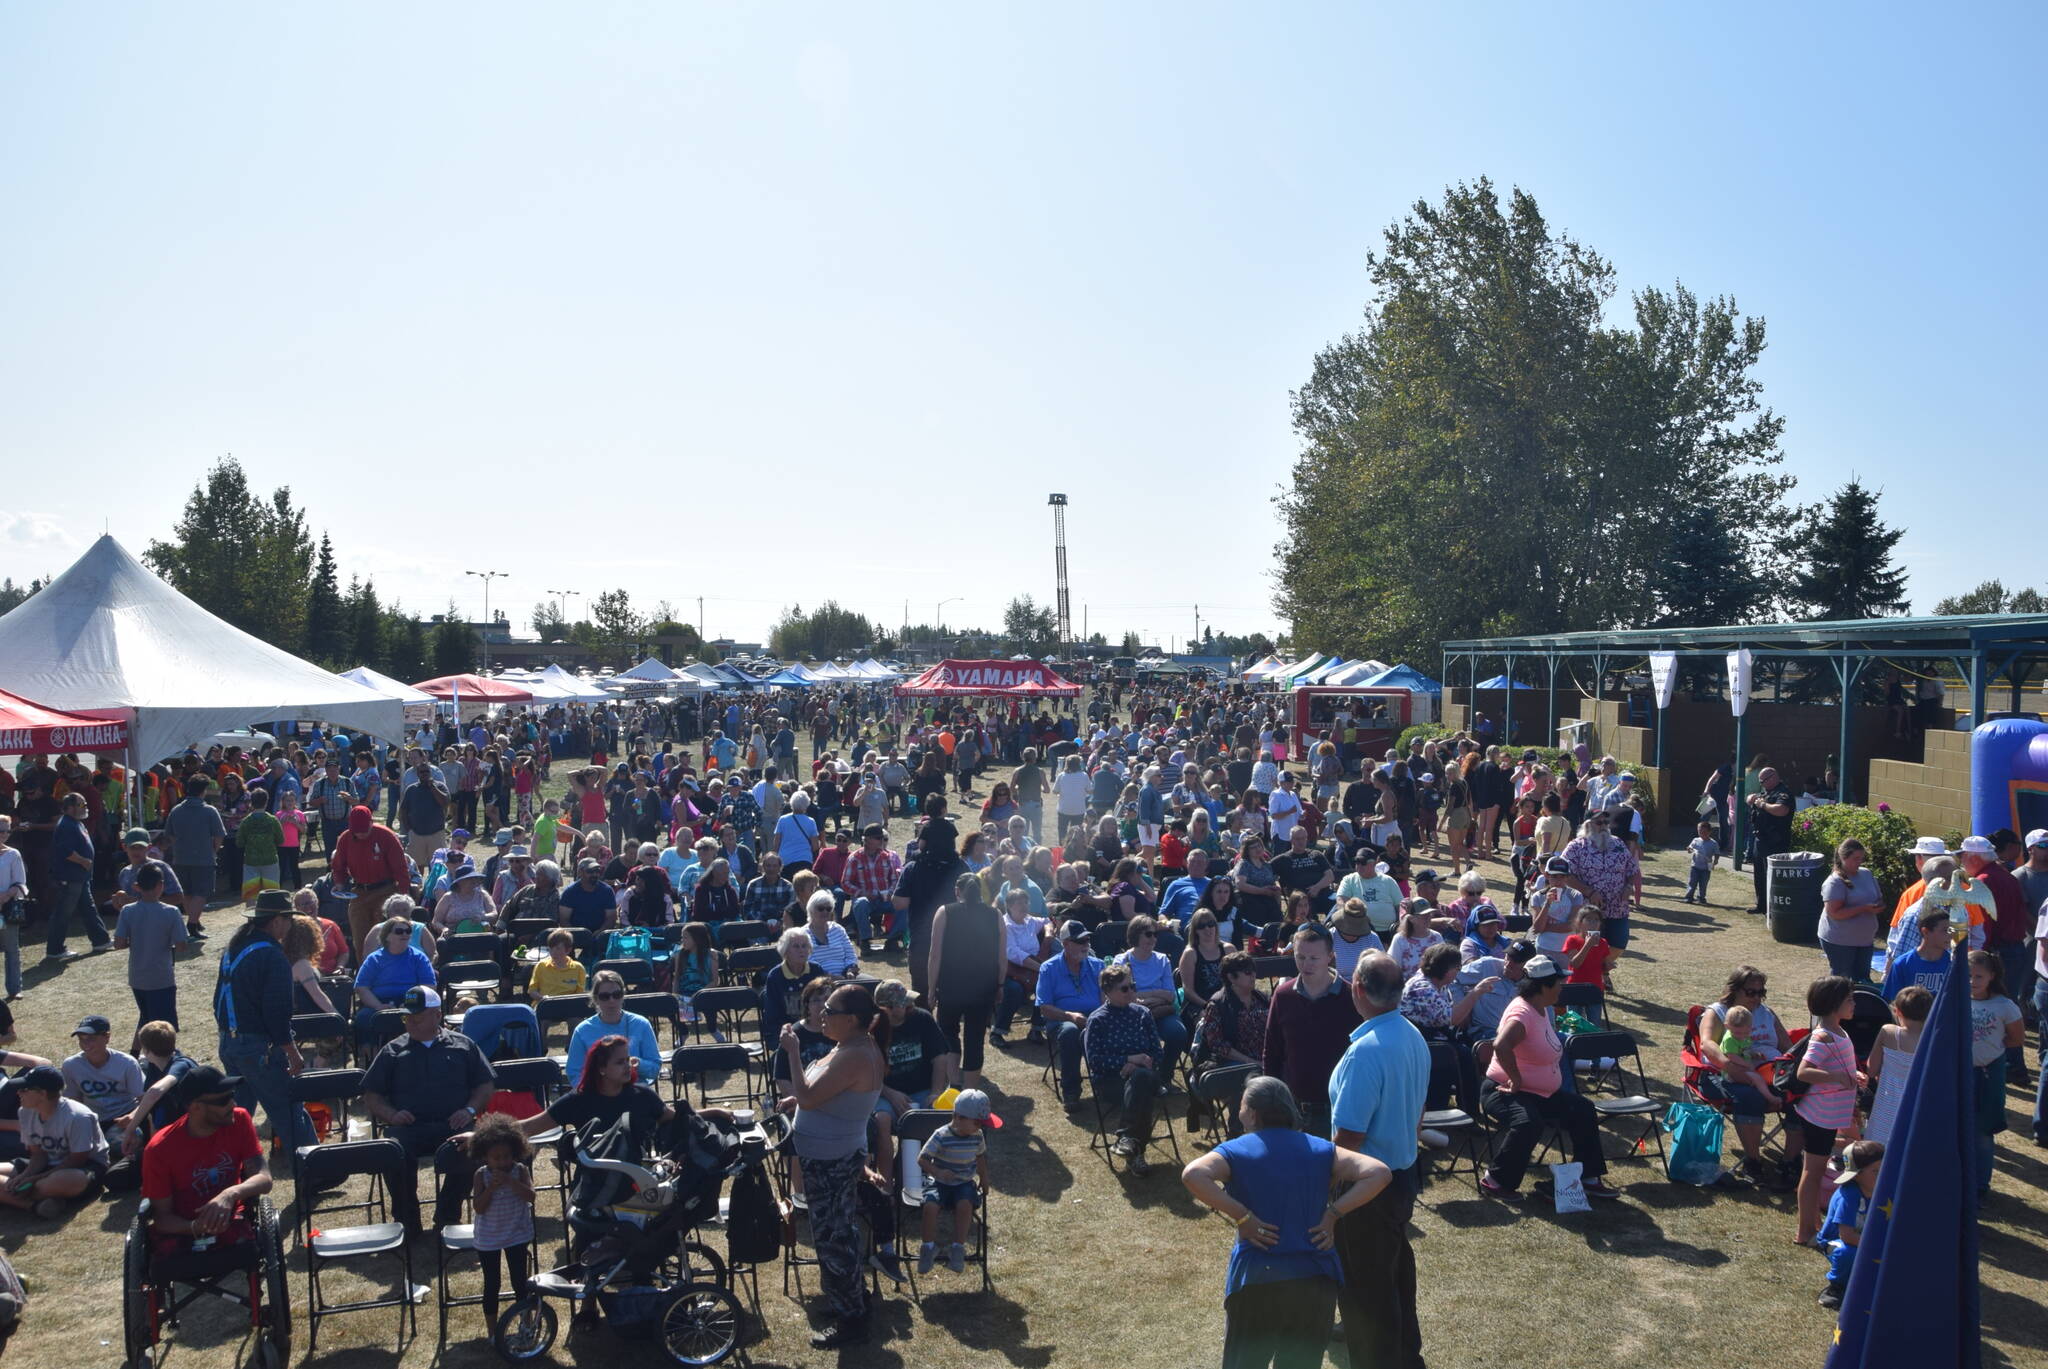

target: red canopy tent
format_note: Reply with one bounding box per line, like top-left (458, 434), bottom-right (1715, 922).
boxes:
top-left (0, 686), bottom-right (132, 754)
top-left (894, 659), bottom-right (1081, 698)
top-left (411, 674), bottom-right (534, 703)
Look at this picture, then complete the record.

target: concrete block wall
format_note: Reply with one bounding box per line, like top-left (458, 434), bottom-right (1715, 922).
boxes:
top-left (1867, 728), bottom-right (1974, 837)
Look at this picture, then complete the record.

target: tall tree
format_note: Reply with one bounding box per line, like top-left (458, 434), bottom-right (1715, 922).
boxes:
top-left (432, 603), bottom-right (478, 674)
top-left (589, 588), bottom-right (644, 654)
top-left (1645, 504), bottom-right (1773, 627)
top-left (530, 599), bottom-right (570, 644)
top-left (1278, 181), bottom-right (1789, 662)
top-left (0, 576), bottom-right (45, 616)
top-left (382, 607), bottom-right (428, 684)
top-left (1119, 631), bottom-right (1143, 654)
top-left (304, 535), bottom-right (347, 665)
top-left (345, 577), bottom-right (385, 669)
top-left (769, 601), bottom-right (875, 659)
top-left (1788, 479), bottom-right (1908, 620)
top-left (145, 457), bottom-right (315, 651)
top-left (1934, 579), bottom-right (2046, 615)
top-left (1001, 596), bottom-right (1058, 650)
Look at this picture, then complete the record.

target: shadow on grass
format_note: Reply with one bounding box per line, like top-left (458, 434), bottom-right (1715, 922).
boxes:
top-left (1981, 1282), bottom-right (2048, 1369)
top-left (983, 1091), bottom-right (1076, 1205)
top-left (916, 1289), bottom-right (1055, 1366)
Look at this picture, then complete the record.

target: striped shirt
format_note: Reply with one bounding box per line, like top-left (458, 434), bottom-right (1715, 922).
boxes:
top-left (1795, 1027), bottom-right (1858, 1130)
top-left (919, 1123), bottom-right (985, 1186)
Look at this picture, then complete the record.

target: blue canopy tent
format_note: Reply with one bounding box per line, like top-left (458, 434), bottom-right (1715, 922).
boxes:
top-left (764, 665), bottom-right (820, 688)
top-left (1360, 664), bottom-right (1443, 694)
top-left (1474, 674), bottom-right (1531, 690)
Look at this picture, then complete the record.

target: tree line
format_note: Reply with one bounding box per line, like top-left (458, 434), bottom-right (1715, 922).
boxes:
top-left (1276, 180), bottom-right (1919, 667)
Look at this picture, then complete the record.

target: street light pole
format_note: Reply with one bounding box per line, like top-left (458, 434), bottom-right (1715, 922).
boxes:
top-left (937, 597), bottom-right (961, 630)
top-left (466, 570), bottom-right (507, 669)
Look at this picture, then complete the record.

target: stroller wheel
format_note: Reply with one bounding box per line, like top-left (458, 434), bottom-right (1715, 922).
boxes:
top-left (659, 1282), bottom-right (742, 1365)
top-left (681, 1240), bottom-right (729, 1288)
top-left (493, 1298), bottom-right (559, 1362)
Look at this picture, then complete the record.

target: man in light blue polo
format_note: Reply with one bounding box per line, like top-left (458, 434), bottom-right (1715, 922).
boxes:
top-left (1157, 849), bottom-right (1212, 930)
top-left (1327, 951), bottom-right (1429, 1369)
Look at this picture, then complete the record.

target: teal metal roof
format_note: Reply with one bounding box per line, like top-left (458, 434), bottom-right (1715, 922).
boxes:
top-left (1442, 612), bottom-right (2048, 656)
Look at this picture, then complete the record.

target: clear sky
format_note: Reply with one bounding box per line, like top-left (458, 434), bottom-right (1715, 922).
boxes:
top-left (2, 3), bottom-right (2042, 651)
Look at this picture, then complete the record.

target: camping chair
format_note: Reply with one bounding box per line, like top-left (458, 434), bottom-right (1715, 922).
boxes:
top-left (1421, 1040), bottom-right (1486, 1192)
top-left (293, 1139), bottom-right (417, 1353)
top-left (891, 1108), bottom-right (991, 1296)
top-left (460, 1002), bottom-right (544, 1063)
top-left (1543, 1031), bottom-right (1667, 1176)
top-left (1680, 1005), bottom-right (1801, 1164)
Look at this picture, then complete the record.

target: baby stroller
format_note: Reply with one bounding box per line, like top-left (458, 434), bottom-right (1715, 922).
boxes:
top-left (495, 1108), bottom-right (786, 1365)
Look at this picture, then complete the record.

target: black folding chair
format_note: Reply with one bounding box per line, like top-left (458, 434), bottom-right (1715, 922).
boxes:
top-left (507, 916), bottom-right (553, 946)
top-left (691, 985), bottom-right (767, 1059)
top-left (624, 991), bottom-right (682, 1049)
top-left (1090, 921), bottom-right (1129, 958)
top-left (534, 994), bottom-right (589, 1053)
top-left (437, 931), bottom-right (503, 966)
top-left (593, 957), bottom-right (654, 992)
top-left (669, 1043), bottom-right (758, 1111)
top-left (715, 919), bottom-right (777, 951)
top-left (1086, 1066), bottom-right (1182, 1177)
top-left (1250, 954), bottom-right (1296, 986)
top-left (488, 1057), bottom-right (570, 1225)
top-left (1187, 1062), bottom-right (1254, 1148)
top-left (891, 1108), bottom-right (991, 1296)
top-left (1557, 982), bottom-right (1607, 1028)
top-left (1421, 1040), bottom-right (1486, 1192)
top-left (291, 1011), bottom-right (351, 1071)
top-left (439, 958), bottom-right (505, 1004)
top-left (1545, 1031), bottom-right (1667, 1176)
top-left (294, 1139), bottom-right (417, 1353)
top-left (287, 1068), bottom-right (365, 1202)
top-left (722, 945), bottom-right (780, 985)
top-left (355, 1007), bottom-right (408, 1066)
top-left (433, 1144), bottom-right (482, 1344)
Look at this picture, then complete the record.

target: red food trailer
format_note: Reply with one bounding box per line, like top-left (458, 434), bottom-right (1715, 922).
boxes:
top-left (1290, 685), bottom-right (1412, 765)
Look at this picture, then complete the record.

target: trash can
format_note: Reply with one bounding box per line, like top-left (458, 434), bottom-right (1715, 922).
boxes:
top-left (1767, 851), bottom-right (1825, 944)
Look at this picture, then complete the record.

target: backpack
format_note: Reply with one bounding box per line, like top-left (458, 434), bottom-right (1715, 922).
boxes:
top-left (606, 927), bottom-right (654, 963)
top-left (724, 1163), bottom-right (782, 1266)
top-left (1663, 1101), bottom-right (1726, 1185)
top-left (1771, 1033), bottom-right (1814, 1105)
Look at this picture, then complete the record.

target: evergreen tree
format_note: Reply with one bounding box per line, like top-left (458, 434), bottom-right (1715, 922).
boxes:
top-left (0, 577), bottom-right (45, 616)
top-left (346, 578), bottom-right (385, 670)
top-left (1647, 504), bottom-right (1772, 626)
top-left (144, 457), bottom-right (314, 649)
top-left (432, 603), bottom-right (478, 675)
top-left (1789, 479), bottom-right (1908, 620)
top-left (304, 535), bottom-right (347, 664)
top-left (382, 607), bottom-right (428, 684)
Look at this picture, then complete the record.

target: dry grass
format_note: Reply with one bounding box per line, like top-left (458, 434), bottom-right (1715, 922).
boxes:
top-left (6, 778), bottom-right (2046, 1369)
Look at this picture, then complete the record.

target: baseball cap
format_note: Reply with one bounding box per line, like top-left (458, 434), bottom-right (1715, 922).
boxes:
top-left (577, 857), bottom-right (602, 874)
top-left (2027, 829), bottom-right (2048, 850)
top-left (1414, 869), bottom-right (1441, 885)
top-left (1544, 856), bottom-right (1572, 875)
top-left (174, 1064), bottom-right (245, 1108)
top-left (950, 1088), bottom-right (1003, 1129)
top-left (1522, 954), bottom-right (1566, 983)
top-left (450, 828), bottom-right (472, 842)
top-left (1058, 920), bottom-right (1092, 943)
top-left (123, 827), bottom-right (152, 847)
top-left (400, 985), bottom-right (444, 1013)
top-left (1471, 903), bottom-right (1504, 927)
top-left (71, 1013), bottom-right (113, 1037)
top-left (18, 1065), bottom-right (64, 1096)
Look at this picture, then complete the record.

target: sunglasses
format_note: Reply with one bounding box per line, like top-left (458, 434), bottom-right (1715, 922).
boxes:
top-left (594, 991), bottom-right (624, 1002)
top-left (1743, 986), bottom-right (1767, 997)
top-left (822, 1005), bottom-right (858, 1018)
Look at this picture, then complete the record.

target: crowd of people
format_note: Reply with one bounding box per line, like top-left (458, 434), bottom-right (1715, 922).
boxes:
top-left (0, 666), bottom-right (2036, 1363)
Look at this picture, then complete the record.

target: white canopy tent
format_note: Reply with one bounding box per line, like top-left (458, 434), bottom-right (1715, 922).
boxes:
top-left (0, 535), bottom-right (404, 761)
top-left (340, 665), bottom-right (437, 724)
top-left (614, 657), bottom-right (682, 682)
top-left (538, 664), bottom-right (609, 702)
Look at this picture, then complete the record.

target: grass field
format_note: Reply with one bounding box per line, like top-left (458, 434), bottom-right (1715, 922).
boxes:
top-left (6, 775), bottom-right (2046, 1369)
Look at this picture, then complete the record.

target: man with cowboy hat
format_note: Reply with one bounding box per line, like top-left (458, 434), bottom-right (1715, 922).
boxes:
top-left (211, 889), bottom-right (312, 1151)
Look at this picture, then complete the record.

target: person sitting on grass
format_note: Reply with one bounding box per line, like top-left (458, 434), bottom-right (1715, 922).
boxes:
top-left (0, 1066), bottom-right (108, 1219)
top-left (916, 1088), bottom-right (997, 1275)
top-left (1085, 962), bottom-right (1165, 1174)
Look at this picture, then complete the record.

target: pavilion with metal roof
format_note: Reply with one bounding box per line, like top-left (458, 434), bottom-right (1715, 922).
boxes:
top-left (1442, 611), bottom-right (2048, 852)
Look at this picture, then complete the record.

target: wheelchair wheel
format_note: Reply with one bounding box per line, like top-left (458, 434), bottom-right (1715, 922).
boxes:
top-left (258, 1197), bottom-right (291, 1367)
top-left (121, 1216), bottom-right (155, 1369)
top-left (658, 1281), bottom-right (741, 1365)
top-left (680, 1240), bottom-right (728, 1288)
top-left (492, 1297), bottom-right (559, 1362)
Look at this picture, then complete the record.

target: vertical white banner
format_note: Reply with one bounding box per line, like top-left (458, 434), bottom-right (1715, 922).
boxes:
top-left (1649, 652), bottom-right (1678, 711)
top-left (1727, 649), bottom-right (1753, 717)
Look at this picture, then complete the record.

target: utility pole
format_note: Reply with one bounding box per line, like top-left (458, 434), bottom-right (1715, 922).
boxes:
top-left (465, 570), bottom-right (507, 669)
top-left (697, 596), bottom-right (704, 640)
top-left (1194, 603), bottom-right (1201, 650)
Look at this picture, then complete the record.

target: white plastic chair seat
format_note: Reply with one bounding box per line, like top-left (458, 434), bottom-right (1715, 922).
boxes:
top-left (1422, 1108), bottom-right (1474, 1129)
top-left (529, 1126), bottom-right (564, 1146)
top-left (312, 1221), bottom-right (407, 1257)
top-left (440, 1223), bottom-right (476, 1250)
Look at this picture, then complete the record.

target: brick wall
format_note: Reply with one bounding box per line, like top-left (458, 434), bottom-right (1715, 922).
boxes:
top-left (1867, 728), bottom-right (1973, 838)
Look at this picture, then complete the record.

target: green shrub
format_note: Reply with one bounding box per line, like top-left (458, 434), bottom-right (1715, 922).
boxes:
top-left (1397, 722), bottom-right (1449, 755)
top-left (1792, 803), bottom-right (1920, 909)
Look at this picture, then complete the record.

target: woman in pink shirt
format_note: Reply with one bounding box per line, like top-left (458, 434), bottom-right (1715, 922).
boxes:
top-left (1793, 975), bottom-right (1863, 1246)
top-left (1478, 954), bottom-right (1621, 1202)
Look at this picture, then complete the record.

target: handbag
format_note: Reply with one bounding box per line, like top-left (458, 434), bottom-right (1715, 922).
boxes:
top-left (1694, 795), bottom-right (1719, 820)
top-left (1663, 1101), bottom-right (1726, 1185)
top-left (0, 897), bottom-right (24, 926)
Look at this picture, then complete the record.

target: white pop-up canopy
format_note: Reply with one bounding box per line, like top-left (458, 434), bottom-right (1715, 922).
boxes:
top-left (0, 535), bottom-right (404, 763)
top-left (537, 664), bottom-right (609, 701)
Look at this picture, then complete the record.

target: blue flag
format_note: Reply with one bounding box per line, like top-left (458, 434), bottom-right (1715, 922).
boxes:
top-left (1823, 951), bottom-right (1980, 1368)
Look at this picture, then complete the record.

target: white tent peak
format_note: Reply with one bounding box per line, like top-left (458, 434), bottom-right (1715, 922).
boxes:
top-left (0, 534), bottom-right (403, 760)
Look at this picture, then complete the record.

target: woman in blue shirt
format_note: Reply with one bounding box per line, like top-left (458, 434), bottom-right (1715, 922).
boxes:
top-left (565, 969), bottom-right (663, 1086)
top-left (1181, 1074), bottom-right (1391, 1366)
top-left (352, 917), bottom-right (437, 1038)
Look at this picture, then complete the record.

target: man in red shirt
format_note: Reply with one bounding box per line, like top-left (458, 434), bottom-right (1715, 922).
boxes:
top-left (328, 806), bottom-right (411, 952)
top-left (139, 1064), bottom-right (271, 1256)
top-left (842, 824), bottom-right (904, 951)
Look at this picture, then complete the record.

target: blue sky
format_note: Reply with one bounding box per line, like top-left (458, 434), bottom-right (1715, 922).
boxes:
top-left (2, 3), bottom-right (2041, 650)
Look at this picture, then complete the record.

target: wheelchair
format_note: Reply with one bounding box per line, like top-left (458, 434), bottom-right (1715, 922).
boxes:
top-left (121, 1195), bottom-right (290, 1369)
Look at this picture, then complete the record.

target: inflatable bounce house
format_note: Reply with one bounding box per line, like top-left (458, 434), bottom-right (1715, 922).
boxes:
top-left (1971, 716), bottom-right (2048, 836)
